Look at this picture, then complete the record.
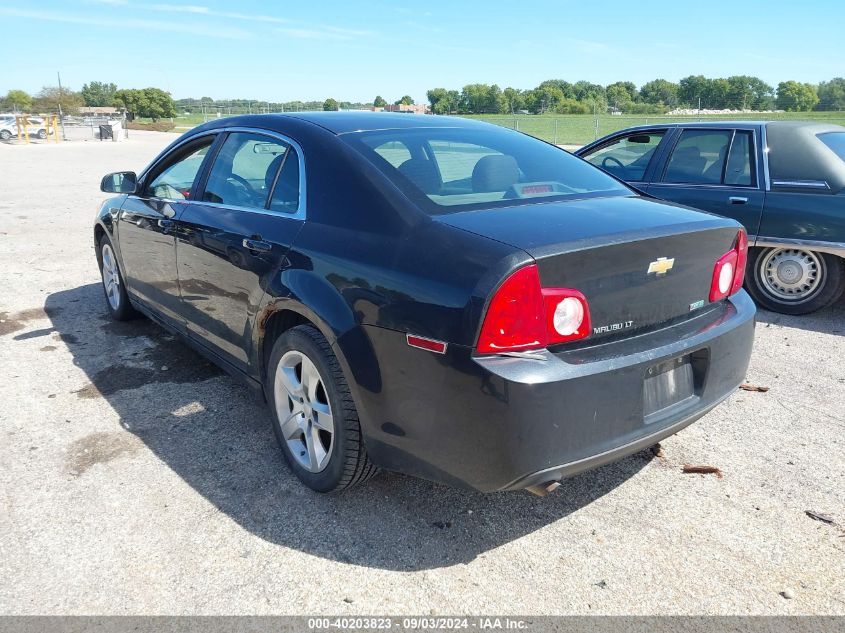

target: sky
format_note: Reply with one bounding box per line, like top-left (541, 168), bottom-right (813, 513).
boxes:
top-left (1, 0), bottom-right (843, 103)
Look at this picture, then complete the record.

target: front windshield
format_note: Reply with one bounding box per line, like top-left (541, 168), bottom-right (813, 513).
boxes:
top-left (343, 124), bottom-right (631, 214)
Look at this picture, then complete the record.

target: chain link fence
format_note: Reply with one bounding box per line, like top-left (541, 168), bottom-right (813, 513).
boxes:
top-left (473, 112), bottom-right (845, 147)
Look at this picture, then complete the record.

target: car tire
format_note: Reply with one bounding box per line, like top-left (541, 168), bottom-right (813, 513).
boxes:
top-left (745, 247), bottom-right (845, 315)
top-left (98, 234), bottom-right (137, 321)
top-left (0, 130), bottom-right (11, 141)
top-left (37, 129), bottom-right (47, 139)
top-left (266, 324), bottom-right (377, 493)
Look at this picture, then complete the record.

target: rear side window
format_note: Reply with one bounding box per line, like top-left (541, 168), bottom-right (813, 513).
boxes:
top-left (583, 131), bottom-right (665, 181)
top-left (663, 129), bottom-right (754, 186)
top-left (724, 131), bottom-right (753, 186)
top-left (202, 132), bottom-right (289, 209)
top-left (819, 132), bottom-right (845, 162)
top-left (268, 147), bottom-right (301, 213)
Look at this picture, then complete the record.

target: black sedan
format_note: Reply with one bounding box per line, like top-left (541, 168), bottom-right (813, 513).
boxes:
top-left (95, 113), bottom-right (754, 494)
top-left (577, 121), bottom-right (845, 314)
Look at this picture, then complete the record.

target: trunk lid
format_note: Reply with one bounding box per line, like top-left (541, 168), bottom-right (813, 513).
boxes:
top-left (437, 195), bottom-right (742, 342)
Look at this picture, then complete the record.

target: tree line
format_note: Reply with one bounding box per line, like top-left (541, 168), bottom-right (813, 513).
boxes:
top-left (426, 76), bottom-right (845, 115)
top-left (0, 81), bottom-right (177, 121)
top-left (3, 76), bottom-right (844, 119)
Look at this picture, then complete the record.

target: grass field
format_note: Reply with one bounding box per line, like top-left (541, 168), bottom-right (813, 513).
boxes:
top-left (156, 110), bottom-right (845, 146)
top-left (467, 111), bottom-right (845, 145)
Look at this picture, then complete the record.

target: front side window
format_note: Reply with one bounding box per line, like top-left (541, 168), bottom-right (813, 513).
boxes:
top-left (663, 129), bottom-right (754, 186)
top-left (146, 137), bottom-right (214, 200)
top-left (373, 140), bottom-right (412, 168)
top-left (344, 126), bottom-right (630, 213)
top-left (202, 132), bottom-right (290, 209)
top-left (583, 131), bottom-right (665, 181)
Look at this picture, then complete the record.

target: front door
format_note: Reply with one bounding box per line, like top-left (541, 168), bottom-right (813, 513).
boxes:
top-left (118, 135), bottom-right (217, 327)
top-left (175, 130), bottom-right (305, 371)
top-left (645, 128), bottom-right (765, 235)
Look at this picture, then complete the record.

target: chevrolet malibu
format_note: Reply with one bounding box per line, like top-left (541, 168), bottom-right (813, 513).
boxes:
top-left (94, 113), bottom-right (755, 494)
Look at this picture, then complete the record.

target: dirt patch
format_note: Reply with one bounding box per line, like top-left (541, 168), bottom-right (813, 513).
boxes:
top-left (0, 307), bottom-right (59, 336)
top-left (65, 432), bottom-right (141, 476)
top-left (40, 345), bottom-right (57, 352)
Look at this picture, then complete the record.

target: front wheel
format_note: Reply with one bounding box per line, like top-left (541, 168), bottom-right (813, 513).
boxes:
top-left (266, 325), bottom-right (377, 492)
top-left (0, 130), bottom-right (11, 141)
top-left (745, 247), bottom-right (845, 315)
top-left (36, 129), bottom-right (48, 139)
top-left (98, 234), bottom-right (137, 320)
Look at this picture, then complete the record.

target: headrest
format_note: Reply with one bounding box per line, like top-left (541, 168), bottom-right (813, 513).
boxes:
top-left (472, 154), bottom-right (519, 193)
top-left (398, 158), bottom-right (440, 194)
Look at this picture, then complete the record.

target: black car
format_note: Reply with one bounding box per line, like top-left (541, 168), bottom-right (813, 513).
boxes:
top-left (577, 121), bottom-right (845, 314)
top-left (95, 113), bottom-right (754, 494)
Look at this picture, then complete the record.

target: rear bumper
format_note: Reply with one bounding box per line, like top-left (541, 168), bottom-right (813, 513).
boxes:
top-left (355, 291), bottom-right (756, 492)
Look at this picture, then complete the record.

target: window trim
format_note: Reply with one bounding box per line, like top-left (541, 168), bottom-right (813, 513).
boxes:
top-left (140, 126), bottom-right (307, 220)
top-left (658, 127), bottom-right (759, 189)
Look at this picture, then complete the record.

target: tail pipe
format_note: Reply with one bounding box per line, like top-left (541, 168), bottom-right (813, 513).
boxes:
top-left (525, 480), bottom-right (561, 497)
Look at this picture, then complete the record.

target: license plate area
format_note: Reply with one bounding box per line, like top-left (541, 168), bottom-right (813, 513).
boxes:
top-left (643, 354), bottom-right (698, 421)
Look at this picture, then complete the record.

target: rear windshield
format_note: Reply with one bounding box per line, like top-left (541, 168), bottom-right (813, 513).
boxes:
top-left (342, 125), bottom-right (630, 214)
top-left (819, 132), bottom-right (845, 162)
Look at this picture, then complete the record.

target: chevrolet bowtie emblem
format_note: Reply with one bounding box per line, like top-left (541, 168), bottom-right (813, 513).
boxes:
top-left (647, 257), bottom-right (675, 275)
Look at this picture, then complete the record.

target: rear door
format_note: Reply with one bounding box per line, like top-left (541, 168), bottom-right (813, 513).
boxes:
top-left (118, 134), bottom-right (217, 327)
top-left (175, 129), bottom-right (305, 371)
top-left (646, 127), bottom-right (765, 235)
top-left (579, 128), bottom-right (670, 188)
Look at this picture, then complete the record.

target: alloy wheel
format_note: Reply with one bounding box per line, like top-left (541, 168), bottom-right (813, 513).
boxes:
top-left (274, 350), bottom-right (335, 473)
top-left (101, 243), bottom-right (121, 310)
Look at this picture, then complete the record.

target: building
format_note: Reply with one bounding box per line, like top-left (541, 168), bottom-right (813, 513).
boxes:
top-left (79, 106), bottom-right (122, 117)
top-left (372, 103), bottom-right (430, 114)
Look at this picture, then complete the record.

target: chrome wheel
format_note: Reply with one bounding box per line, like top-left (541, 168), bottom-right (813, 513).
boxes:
top-left (274, 350), bottom-right (335, 473)
top-left (101, 243), bottom-right (121, 310)
top-left (758, 248), bottom-right (824, 303)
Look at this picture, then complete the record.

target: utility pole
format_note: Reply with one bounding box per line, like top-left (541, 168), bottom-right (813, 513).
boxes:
top-left (56, 71), bottom-right (67, 141)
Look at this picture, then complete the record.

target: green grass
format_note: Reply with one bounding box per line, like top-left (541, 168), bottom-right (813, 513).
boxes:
top-left (150, 110), bottom-right (845, 146)
top-left (467, 111), bottom-right (845, 146)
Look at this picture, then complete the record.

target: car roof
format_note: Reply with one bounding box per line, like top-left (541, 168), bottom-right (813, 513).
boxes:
top-left (600, 120), bottom-right (845, 134)
top-left (198, 111), bottom-right (487, 136)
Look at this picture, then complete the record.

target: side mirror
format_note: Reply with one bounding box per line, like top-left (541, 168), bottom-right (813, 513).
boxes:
top-left (101, 171), bottom-right (137, 194)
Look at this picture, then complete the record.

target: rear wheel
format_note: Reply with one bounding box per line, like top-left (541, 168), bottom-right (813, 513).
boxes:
top-left (266, 325), bottom-right (376, 492)
top-left (36, 129), bottom-right (47, 139)
top-left (745, 247), bottom-right (845, 315)
top-left (98, 234), bottom-right (137, 320)
top-left (0, 130), bottom-right (11, 141)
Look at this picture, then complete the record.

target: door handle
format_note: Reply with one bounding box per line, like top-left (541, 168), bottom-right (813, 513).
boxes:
top-left (728, 196), bottom-right (749, 205)
top-left (243, 238), bottom-right (272, 253)
top-left (158, 218), bottom-right (174, 231)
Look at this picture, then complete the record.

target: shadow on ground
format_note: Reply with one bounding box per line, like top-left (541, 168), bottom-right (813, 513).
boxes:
top-left (754, 296), bottom-right (845, 337)
top-left (43, 283), bottom-right (655, 571)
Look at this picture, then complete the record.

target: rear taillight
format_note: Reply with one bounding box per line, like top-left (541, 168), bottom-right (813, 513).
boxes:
top-left (709, 229), bottom-right (748, 302)
top-left (476, 264), bottom-right (591, 354)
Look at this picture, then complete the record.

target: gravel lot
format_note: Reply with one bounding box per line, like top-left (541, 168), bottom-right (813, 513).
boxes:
top-left (0, 132), bottom-right (843, 615)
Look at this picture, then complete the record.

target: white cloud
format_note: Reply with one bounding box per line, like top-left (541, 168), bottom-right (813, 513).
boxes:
top-left (0, 7), bottom-right (249, 39)
top-left (147, 3), bottom-right (290, 23)
top-left (277, 25), bottom-right (373, 40)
